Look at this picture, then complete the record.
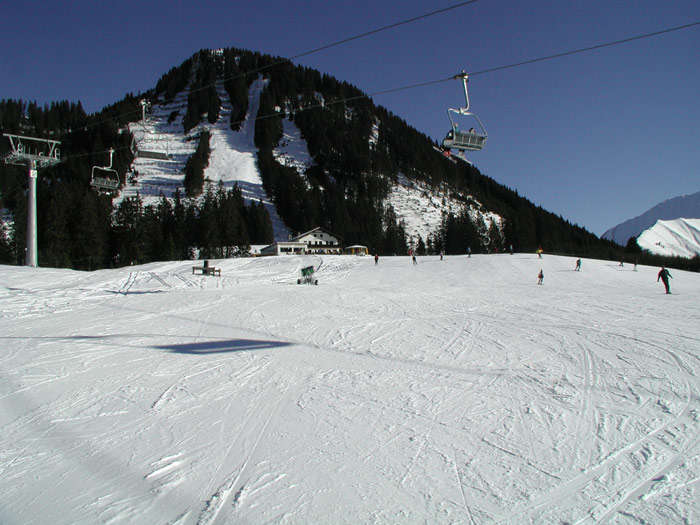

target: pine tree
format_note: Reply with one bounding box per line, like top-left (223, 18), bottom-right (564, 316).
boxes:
top-left (114, 195), bottom-right (144, 265)
top-left (184, 131), bottom-right (211, 197)
top-left (42, 185), bottom-right (72, 267)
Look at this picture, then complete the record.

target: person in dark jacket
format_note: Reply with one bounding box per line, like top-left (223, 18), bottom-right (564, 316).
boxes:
top-left (657, 267), bottom-right (672, 294)
top-left (537, 269), bottom-right (544, 285)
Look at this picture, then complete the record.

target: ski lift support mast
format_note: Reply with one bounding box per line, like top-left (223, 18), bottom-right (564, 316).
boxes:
top-left (3, 134), bottom-right (61, 267)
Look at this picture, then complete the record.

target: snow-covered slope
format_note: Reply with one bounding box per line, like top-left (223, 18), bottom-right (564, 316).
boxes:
top-left (1, 254), bottom-right (698, 524)
top-left (637, 218), bottom-right (700, 258)
top-left (273, 119), bottom-right (313, 180)
top-left (387, 174), bottom-right (503, 245)
top-left (602, 190), bottom-right (700, 245)
top-left (123, 77), bottom-right (290, 241)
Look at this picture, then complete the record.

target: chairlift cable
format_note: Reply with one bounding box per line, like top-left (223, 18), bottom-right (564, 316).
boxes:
top-left (469, 20), bottom-right (700, 77)
top-left (148, 18), bottom-right (700, 113)
top-left (290, 1), bottom-right (480, 60)
top-left (229, 20), bottom-right (699, 129)
top-left (58, 19), bottom-right (698, 162)
top-left (185, 1), bottom-right (481, 98)
top-left (366, 20), bottom-right (700, 95)
top-left (64, 1), bottom-right (481, 135)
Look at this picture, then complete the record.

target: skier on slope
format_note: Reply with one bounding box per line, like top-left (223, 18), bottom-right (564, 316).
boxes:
top-left (537, 269), bottom-right (544, 285)
top-left (575, 258), bottom-right (582, 271)
top-left (657, 267), bottom-right (672, 294)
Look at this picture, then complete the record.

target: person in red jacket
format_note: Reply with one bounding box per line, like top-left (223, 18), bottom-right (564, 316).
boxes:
top-left (657, 267), bottom-right (672, 294)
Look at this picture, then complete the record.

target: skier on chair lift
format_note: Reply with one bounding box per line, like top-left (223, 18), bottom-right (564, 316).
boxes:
top-left (435, 71), bottom-right (488, 164)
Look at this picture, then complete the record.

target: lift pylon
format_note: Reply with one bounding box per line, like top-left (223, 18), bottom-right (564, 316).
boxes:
top-left (3, 134), bottom-right (61, 267)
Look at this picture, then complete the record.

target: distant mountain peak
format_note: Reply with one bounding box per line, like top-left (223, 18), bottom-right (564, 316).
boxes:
top-left (602, 190), bottom-right (700, 245)
top-left (637, 218), bottom-right (700, 259)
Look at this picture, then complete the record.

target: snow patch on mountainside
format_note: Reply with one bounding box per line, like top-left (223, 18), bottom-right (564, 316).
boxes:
top-left (369, 118), bottom-right (380, 148)
top-left (387, 174), bottom-right (503, 245)
top-left (121, 76), bottom-right (290, 241)
top-left (273, 119), bottom-right (313, 181)
top-left (637, 218), bottom-right (700, 258)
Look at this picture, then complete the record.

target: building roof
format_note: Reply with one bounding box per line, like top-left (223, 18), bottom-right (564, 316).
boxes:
top-left (291, 226), bottom-right (342, 242)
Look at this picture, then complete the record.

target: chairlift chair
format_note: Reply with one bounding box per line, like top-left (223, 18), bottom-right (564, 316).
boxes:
top-left (131, 99), bottom-right (175, 161)
top-left (441, 71), bottom-right (487, 153)
top-left (90, 148), bottom-right (120, 192)
top-left (136, 148), bottom-right (173, 161)
top-left (129, 132), bottom-right (175, 161)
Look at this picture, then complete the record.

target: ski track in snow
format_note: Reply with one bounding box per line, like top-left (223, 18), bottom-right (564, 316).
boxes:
top-left (0, 254), bottom-right (698, 524)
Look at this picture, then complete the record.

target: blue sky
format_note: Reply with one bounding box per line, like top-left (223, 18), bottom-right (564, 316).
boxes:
top-left (1, 0), bottom-right (698, 236)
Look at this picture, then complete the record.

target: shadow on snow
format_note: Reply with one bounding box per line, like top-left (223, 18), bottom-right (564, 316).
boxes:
top-left (155, 338), bottom-right (294, 355)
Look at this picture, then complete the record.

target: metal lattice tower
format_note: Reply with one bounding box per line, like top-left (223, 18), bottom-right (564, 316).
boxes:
top-left (3, 134), bottom-right (61, 267)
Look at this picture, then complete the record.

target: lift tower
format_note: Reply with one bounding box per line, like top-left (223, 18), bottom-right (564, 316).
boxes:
top-left (3, 134), bottom-right (61, 267)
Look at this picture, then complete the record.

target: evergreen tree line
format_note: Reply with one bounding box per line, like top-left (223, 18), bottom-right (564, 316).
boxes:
top-left (155, 58), bottom-right (193, 104)
top-left (183, 130), bottom-right (211, 197)
top-left (221, 49), bottom-right (257, 131)
top-left (4, 179), bottom-right (272, 269)
top-left (181, 51), bottom-right (221, 133)
top-left (0, 99), bottom-right (87, 137)
top-left (110, 184), bottom-right (272, 266)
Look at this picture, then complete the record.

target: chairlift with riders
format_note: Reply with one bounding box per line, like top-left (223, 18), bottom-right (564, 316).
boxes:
top-left (434, 71), bottom-right (487, 164)
top-left (90, 148), bottom-right (120, 193)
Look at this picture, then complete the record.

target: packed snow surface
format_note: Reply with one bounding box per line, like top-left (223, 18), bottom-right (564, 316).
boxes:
top-left (637, 218), bottom-right (700, 259)
top-left (1, 254), bottom-right (698, 524)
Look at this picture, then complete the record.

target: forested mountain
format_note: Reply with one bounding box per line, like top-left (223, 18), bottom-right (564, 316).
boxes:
top-left (1, 48), bottom-right (697, 271)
